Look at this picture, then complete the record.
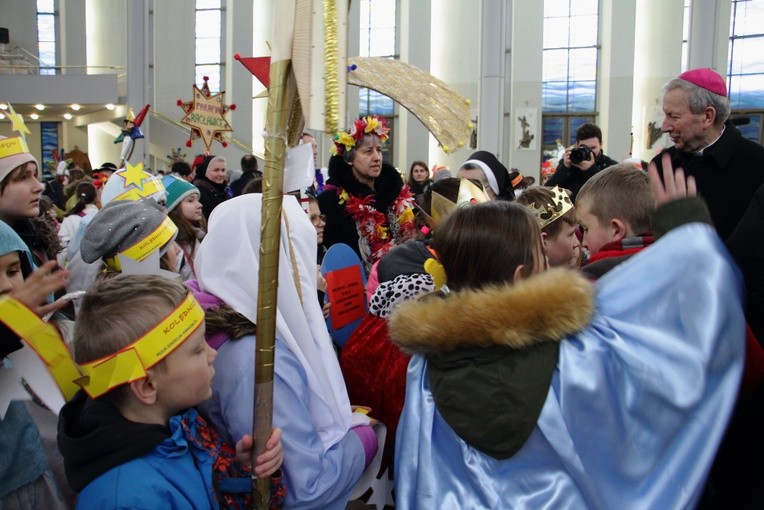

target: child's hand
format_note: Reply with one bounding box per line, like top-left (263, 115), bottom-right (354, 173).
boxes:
top-left (322, 301), bottom-right (331, 320)
top-left (9, 261), bottom-right (69, 318)
top-left (648, 152), bottom-right (697, 207)
top-left (316, 266), bottom-right (327, 293)
top-left (236, 428), bottom-right (284, 478)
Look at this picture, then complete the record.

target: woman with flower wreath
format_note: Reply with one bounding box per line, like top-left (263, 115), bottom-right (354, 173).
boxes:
top-left (318, 116), bottom-right (417, 271)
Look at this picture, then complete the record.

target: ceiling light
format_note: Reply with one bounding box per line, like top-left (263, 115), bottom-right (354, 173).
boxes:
top-left (63, 113), bottom-right (73, 120)
top-left (105, 103), bottom-right (115, 110)
top-left (71, 104), bottom-right (81, 111)
top-left (35, 104), bottom-right (45, 111)
top-left (29, 113), bottom-right (39, 120)
top-left (0, 104), bottom-right (8, 110)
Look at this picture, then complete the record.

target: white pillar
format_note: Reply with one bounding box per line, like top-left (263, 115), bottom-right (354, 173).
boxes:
top-left (598, 0), bottom-right (637, 162)
top-left (59, 0), bottom-right (87, 74)
top-left (688, 0), bottom-right (731, 72)
top-left (126, 0), bottom-right (149, 163)
top-left (477, 0), bottom-right (506, 158)
top-left (507, 0), bottom-right (544, 180)
top-left (398, 0), bottom-right (431, 170)
top-left (631, 0), bottom-right (685, 162)
top-left (428, 0), bottom-right (481, 170)
top-left (226, 0), bottom-right (255, 157)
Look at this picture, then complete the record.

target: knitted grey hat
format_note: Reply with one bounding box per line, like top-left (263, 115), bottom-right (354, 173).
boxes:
top-left (80, 198), bottom-right (177, 265)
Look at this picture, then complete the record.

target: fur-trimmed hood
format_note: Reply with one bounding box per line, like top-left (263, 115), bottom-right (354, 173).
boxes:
top-left (389, 268), bottom-right (594, 354)
top-left (389, 268), bottom-right (594, 460)
top-left (326, 154), bottom-right (404, 213)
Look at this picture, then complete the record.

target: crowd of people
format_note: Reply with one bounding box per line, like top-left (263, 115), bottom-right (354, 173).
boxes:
top-left (1, 67), bottom-right (762, 509)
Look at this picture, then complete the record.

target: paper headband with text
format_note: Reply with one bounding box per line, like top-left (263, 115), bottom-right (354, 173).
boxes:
top-left (104, 216), bottom-right (178, 271)
top-left (0, 292), bottom-right (204, 400)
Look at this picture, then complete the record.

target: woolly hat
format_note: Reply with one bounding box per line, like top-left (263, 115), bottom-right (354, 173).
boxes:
top-left (80, 198), bottom-right (178, 267)
top-left (458, 151), bottom-right (509, 197)
top-left (432, 167), bottom-right (454, 183)
top-left (678, 68), bottom-right (727, 96)
top-left (100, 164), bottom-right (167, 206)
top-left (0, 135), bottom-right (38, 185)
top-left (0, 221), bottom-right (33, 277)
top-left (161, 174), bottom-right (199, 212)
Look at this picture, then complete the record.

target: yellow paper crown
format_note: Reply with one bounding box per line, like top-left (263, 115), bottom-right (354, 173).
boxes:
top-left (426, 178), bottom-right (490, 228)
top-left (0, 136), bottom-right (30, 160)
top-left (526, 186), bottom-right (574, 229)
top-left (0, 292), bottom-right (204, 400)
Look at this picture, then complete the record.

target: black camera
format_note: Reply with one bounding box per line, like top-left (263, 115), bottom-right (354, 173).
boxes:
top-left (569, 145), bottom-right (593, 165)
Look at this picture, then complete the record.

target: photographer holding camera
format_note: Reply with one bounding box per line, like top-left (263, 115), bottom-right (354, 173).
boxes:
top-left (545, 123), bottom-right (618, 202)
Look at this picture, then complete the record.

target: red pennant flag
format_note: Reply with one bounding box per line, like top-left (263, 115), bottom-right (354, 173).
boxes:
top-left (234, 54), bottom-right (271, 89)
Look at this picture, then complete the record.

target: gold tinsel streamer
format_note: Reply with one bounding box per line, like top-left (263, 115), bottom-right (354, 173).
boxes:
top-left (323, 0), bottom-right (339, 134)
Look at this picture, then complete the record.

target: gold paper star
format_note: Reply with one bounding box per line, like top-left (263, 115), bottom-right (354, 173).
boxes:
top-left (180, 85), bottom-right (233, 151)
top-left (113, 162), bottom-right (148, 189)
top-left (7, 104), bottom-right (30, 138)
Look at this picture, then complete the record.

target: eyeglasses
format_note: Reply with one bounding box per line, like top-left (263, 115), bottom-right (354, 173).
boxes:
top-left (310, 214), bottom-right (326, 226)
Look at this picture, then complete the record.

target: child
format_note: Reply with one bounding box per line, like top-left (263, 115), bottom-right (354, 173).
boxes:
top-left (390, 186), bottom-right (744, 508)
top-left (0, 135), bottom-right (61, 266)
top-left (517, 186), bottom-right (581, 268)
top-left (161, 174), bottom-right (206, 279)
top-left (1, 221), bottom-right (70, 508)
top-left (191, 194), bottom-right (378, 509)
top-left (57, 275), bottom-right (284, 509)
top-left (575, 164), bottom-right (654, 279)
top-left (80, 198), bottom-right (182, 277)
top-left (59, 181), bottom-right (99, 248)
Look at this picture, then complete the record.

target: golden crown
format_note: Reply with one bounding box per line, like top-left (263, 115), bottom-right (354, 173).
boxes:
top-left (426, 178), bottom-right (490, 228)
top-left (526, 186), bottom-right (574, 229)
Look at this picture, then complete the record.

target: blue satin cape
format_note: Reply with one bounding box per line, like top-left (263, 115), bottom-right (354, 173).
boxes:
top-left (394, 224), bottom-right (745, 509)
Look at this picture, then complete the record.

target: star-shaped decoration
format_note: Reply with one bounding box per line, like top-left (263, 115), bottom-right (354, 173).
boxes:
top-left (0, 346), bottom-right (66, 419)
top-left (112, 161), bottom-right (149, 189)
top-left (7, 104), bottom-right (31, 139)
top-left (178, 76), bottom-right (235, 152)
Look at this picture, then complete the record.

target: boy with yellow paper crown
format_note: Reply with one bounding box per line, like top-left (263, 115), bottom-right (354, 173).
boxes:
top-left (56, 275), bottom-right (285, 509)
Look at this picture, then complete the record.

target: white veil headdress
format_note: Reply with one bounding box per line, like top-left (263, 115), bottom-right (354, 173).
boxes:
top-left (195, 194), bottom-right (356, 450)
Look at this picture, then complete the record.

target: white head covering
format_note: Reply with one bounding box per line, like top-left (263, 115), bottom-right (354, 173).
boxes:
top-left (194, 194), bottom-right (354, 450)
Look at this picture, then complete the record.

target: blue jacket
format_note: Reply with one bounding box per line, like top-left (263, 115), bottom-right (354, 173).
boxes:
top-left (75, 409), bottom-right (222, 510)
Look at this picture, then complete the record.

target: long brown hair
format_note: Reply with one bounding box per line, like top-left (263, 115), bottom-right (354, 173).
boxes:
top-left (168, 205), bottom-right (206, 256)
top-left (432, 201), bottom-right (542, 292)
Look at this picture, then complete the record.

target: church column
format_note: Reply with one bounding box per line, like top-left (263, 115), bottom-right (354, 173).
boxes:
top-left (398, 0), bottom-right (431, 170)
top-left (687, 0), bottom-right (731, 71)
top-left (507, 0), bottom-right (544, 179)
top-left (125, 0), bottom-right (149, 163)
top-left (597, 0), bottom-right (637, 162)
top-left (476, 0), bottom-right (506, 158)
top-left (631, 0), bottom-right (685, 162)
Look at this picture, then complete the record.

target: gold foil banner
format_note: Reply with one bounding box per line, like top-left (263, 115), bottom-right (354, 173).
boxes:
top-left (347, 56), bottom-right (474, 154)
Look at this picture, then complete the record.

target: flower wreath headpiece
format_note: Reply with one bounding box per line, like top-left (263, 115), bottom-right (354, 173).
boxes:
top-left (331, 115), bottom-right (389, 156)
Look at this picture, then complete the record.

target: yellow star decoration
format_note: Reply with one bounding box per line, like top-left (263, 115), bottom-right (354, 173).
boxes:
top-left (180, 85), bottom-right (233, 151)
top-left (113, 162), bottom-right (148, 189)
top-left (7, 104), bottom-right (31, 139)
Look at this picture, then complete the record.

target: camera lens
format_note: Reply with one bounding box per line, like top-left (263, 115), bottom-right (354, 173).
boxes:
top-left (569, 145), bottom-right (591, 165)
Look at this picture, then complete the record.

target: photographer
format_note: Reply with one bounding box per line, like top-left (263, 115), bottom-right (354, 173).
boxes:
top-left (545, 123), bottom-right (618, 202)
